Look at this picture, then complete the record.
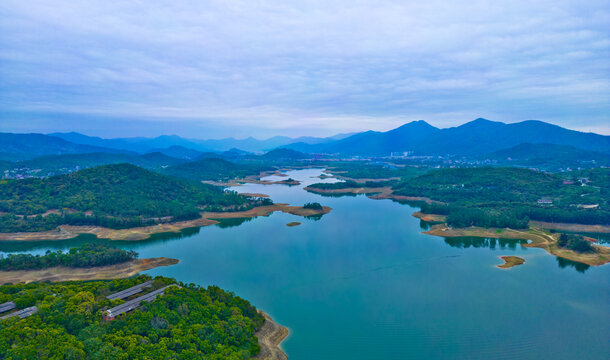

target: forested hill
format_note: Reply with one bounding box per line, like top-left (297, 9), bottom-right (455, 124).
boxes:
top-left (0, 276), bottom-right (264, 358)
top-left (0, 152), bottom-right (187, 178)
top-left (393, 167), bottom-right (609, 227)
top-left (0, 133), bottom-right (129, 161)
top-left (286, 119), bottom-right (610, 156)
top-left (0, 163), bottom-right (269, 232)
top-left (483, 143), bottom-right (610, 169)
top-left (162, 157), bottom-right (272, 181)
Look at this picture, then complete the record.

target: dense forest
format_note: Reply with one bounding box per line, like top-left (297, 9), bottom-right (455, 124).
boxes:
top-left (162, 157), bottom-right (272, 181)
top-left (394, 167), bottom-right (610, 228)
top-left (0, 163), bottom-right (271, 232)
top-left (0, 276), bottom-right (264, 359)
top-left (0, 244), bottom-right (137, 271)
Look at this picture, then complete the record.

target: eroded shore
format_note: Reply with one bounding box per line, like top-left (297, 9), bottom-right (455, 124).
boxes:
top-left (0, 257), bottom-right (179, 284)
top-left (254, 312), bottom-right (289, 360)
top-left (417, 216), bottom-right (610, 266)
top-left (0, 204), bottom-right (331, 241)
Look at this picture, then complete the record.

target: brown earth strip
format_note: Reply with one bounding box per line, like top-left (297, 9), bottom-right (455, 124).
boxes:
top-left (529, 221), bottom-right (610, 233)
top-left (241, 193), bottom-right (271, 198)
top-left (0, 257), bottom-right (179, 284)
top-left (0, 204), bottom-right (331, 241)
top-left (254, 312), bottom-right (289, 360)
top-left (411, 211), bottom-right (447, 222)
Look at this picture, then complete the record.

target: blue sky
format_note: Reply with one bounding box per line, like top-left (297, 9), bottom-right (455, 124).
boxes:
top-left (0, 0), bottom-right (609, 138)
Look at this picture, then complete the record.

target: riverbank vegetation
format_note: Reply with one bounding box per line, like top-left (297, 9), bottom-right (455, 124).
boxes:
top-left (303, 202), bottom-right (323, 210)
top-left (0, 275), bottom-right (264, 359)
top-left (0, 163), bottom-right (271, 233)
top-left (393, 167), bottom-right (609, 228)
top-left (0, 243), bottom-right (137, 271)
top-left (557, 233), bottom-right (594, 253)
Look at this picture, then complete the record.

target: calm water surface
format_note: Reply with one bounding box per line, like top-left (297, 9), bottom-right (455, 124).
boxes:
top-left (2, 168), bottom-right (608, 360)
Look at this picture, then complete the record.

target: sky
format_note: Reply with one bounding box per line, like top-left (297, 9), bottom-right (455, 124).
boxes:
top-left (0, 0), bottom-right (609, 139)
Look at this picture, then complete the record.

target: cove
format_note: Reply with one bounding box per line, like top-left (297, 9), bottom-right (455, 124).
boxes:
top-left (1, 168), bottom-right (608, 360)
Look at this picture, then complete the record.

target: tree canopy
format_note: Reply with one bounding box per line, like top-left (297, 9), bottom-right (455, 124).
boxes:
top-left (0, 276), bottom-right (264, 359)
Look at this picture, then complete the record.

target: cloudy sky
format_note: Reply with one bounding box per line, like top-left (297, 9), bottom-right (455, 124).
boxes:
top-left (0, 1), bottom-right (609, 139)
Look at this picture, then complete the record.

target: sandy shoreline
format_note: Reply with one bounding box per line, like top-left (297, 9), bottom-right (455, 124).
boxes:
top-left (254, 312), bottom-right (289, 360)
top-left (0, 257), bottom-right (179, 284)
top-left (0, 204), bottom-right (331, 242)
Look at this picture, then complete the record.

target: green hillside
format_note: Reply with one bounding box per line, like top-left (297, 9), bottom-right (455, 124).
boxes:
top-left (393, 167), bottom-right (609, 227)
top-left (0, 163), bottom-right (269, 232)
top-left (261, 148), bottom-right (309, 160)
top-left (0, 276), bottom-right (263, 359)
top-left (485, 143), bottom-right (610, 169)
top-left (0, 152), bottom-right (186, 178)
top-left (163, 158), bottom-right (271, 181)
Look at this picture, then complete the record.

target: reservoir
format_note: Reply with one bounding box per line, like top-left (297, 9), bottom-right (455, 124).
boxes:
top-left (1, 168), bottom-right (608, 359)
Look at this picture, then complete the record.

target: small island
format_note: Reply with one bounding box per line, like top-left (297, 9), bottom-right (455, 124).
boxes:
top-left (496, 256), bottom-right (525, 269)
top-left (286, 222), bottom-right (301, 227)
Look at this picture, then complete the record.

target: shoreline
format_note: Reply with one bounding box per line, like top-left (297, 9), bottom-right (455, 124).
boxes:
top-left (0, 204), bottom-right (331, 242)
top-left (0, 257), bottom-right (179, 284)
top-left (422, 222), bottom-right (610, 266)
top-left (304, 185), bottom-right (443, 205)
top-left (254, 311), bottom-right (289, 360)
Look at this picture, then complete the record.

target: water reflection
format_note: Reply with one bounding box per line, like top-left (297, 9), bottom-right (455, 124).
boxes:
top-left (0, 226), bottom-right (204, 254)
top-left (556, 257), bottom-right (591, 273)
top-left (309, 192), bottom-right (358, 198)
top-left (443, 236), bottom-right (527, 250)
top-left (214, 217), bottom-right (254, 229)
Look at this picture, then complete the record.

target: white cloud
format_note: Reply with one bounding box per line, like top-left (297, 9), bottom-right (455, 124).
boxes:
top-left (0, 0), bottom-right (608, 136)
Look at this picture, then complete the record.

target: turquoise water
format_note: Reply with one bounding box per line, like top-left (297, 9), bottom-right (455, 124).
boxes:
top-left (1, 168), bottom-right (608, 359)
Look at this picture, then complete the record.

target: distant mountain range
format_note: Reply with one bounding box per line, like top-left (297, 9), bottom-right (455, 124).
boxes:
top-left (49, 131), bottom-right (354, 153)
top-left (2, 118), bottom-right (609, 161)
top-left (285, 118), bottom-right (610, 156)
top-left (0, 133), bottom-right (131, 160)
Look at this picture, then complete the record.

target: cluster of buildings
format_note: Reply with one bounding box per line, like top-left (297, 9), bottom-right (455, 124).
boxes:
top-left (0, 300), bottom-right (38, 320)
top-left (0, 280), bottom-right (175, 324)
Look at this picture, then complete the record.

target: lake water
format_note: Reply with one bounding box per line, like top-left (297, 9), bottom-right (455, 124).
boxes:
top-left (1, 168), bottom-right (608, 359)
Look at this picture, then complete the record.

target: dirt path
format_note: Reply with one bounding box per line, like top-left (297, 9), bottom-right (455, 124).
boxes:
top-left (254, 312), bottom-right (289, 360)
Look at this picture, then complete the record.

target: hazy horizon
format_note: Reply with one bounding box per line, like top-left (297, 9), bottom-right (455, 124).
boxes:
top-left (1, 1), bottom-right (609, 138)
top-left (2, 117), bottom-right (608, 141)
